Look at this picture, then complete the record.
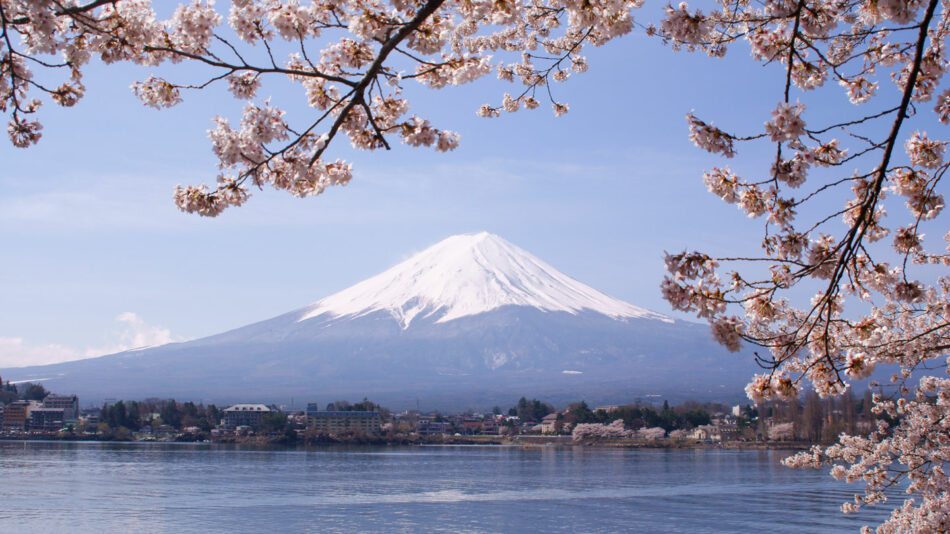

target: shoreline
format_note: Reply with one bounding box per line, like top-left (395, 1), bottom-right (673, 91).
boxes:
top-left (0, 434), bottom-right (817, 451)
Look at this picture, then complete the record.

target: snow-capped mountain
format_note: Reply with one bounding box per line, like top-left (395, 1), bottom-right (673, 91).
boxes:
top-left (298, 232), bottom-right (671, 328)
top-left (1, 233), bottom-right (756, 408)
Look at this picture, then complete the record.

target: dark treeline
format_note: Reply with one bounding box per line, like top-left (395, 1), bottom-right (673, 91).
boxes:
top-left (508, 397), bottom-right (554, 422)
top-left (559, 400), bottom-right (717, 432)
top-left (755, 389), bottom-right (874, 442)
top-left (100, 399), bottom-right (222, 433)
top-left (325, 398), bottom-right (388, 416)
top-left (0, 379), bottom-right (48, 404)
top-left (503, 397), bottom-right (719, 433)
top-left (0, 377), bottom-right (21, 404)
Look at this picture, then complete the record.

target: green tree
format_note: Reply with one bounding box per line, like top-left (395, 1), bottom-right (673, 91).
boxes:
top-left (160, 401), bottom-right (183, 429)
top-left (21, 383), bottom-right (47, 401)
top-left (513, 397), bottom-right (553, 422)
top-left (206, 405), bottom-right (222, 427)
top-left (0, 388), bottom-right (16, 404)
top-left (101, 401), bottom-right (142, 431)
top-left (563, 402), bottom-right (595, 425)
top-left (260, 412), bottom-right (288, 433)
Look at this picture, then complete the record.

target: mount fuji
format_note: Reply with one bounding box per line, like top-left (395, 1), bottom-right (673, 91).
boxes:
top-left (2, 233), bottom-right (756, 409)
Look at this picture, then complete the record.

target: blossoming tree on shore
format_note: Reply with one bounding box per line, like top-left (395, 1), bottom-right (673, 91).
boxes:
top-left (767, 421), bottom-right (794, 442)
top-left (656, 0), bottom-right (950, 531)
top-left (3, 0), bottom-right (950, 531)
top-left (572, 419), bottom-right (632, 440)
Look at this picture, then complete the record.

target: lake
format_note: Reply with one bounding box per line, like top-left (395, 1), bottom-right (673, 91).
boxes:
top-left (0, 441), bottom-right (890, 533)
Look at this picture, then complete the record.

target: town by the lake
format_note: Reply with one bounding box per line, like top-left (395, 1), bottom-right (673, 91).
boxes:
top-left (0, 377), bottom-right (875, 448)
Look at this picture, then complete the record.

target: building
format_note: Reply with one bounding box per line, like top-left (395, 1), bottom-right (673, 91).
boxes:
top-left (81, 407), bottom-right (100, 429)
top-left (309, 411), bottom-right (381, 434)
top-left (224, 404), bottom-right (271, 429)
top-left (480, 419), bottom-right (502, 435)
top-left (305, 403), bottom-right (320, 419)
top-left (43, 394), bottom-right (79, 420)
top-left (1, 401), bottom-right (33, 431)
top-left (154, 424), bottom-right (177, 435)
top-left (459, 418), bottom-right (483, 435)
top-left (29, 407), bottom-right (66, 432)
top-left (416, 420), bottom-right (451, 435)
top-left (689, 424), bottom-right (722, 442)
top-left (718, 422), bottom-right (741, 441)
top-left (540, 413), bottom-right (559, 434)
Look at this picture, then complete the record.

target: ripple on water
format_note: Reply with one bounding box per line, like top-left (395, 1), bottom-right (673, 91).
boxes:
top-left (0, 442), bottom-right (894, 533)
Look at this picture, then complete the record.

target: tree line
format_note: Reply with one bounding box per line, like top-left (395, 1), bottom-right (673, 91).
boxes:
top-left (99, 399), bottom-right (223, 434)
top-left (752, 389), bottom-right (875, 443)
top-left (0, 379), bottom-right (48, 404)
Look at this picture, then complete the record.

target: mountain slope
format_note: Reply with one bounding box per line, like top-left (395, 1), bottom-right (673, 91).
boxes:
top-left (297, 232), bottom-right (670, 328)
top-left (1, 233), bottom-right (756, 408)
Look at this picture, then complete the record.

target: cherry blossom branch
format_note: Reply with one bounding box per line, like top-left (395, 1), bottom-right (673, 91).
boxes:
top-left (309, 0), bottom-right (447, 164)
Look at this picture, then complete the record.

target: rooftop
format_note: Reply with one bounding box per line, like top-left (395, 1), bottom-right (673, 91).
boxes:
top-left (225, 404), bottom-right (271, 412)
top-left (310, 411), bottom-right (381, 417)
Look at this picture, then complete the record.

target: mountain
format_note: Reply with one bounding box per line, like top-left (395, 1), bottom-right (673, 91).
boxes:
top-left (296, 232), bottom-right (670, 328)
top-left (2, 232), bottom-right (757, 409)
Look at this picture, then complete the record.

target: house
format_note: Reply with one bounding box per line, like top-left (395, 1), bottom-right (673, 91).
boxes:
top-left (718, 422), bottom-right (740, 441)
top-left (688, 425), bottom-right (722, 442)
top-left (82, 414), bottom-right (100, 429)
top-left (154, 424), bottom-right (177, 435)
top-left (416, 420), bottom-right (451, 435)
top-left (288, 413), bottom-right (308, 428)
top-left (540, 413), bottom-right (559, 434)
top-left (459, 418), bottom-right (483, 434)
top-left (224, 404), bottom-right (271, 429)
top-left (480, 419), bottom-right (502, 435)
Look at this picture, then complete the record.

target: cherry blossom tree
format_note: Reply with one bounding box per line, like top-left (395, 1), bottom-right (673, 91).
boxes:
top-left (656, 0), bottom-right (950, 531)
top-left (635, 425), bottom-right (666, 441)
top-left (572, 419), bottom-right (632, 440)
top-left (4, 0), bottom-right (950, 531)
top-left (668, 428), bottom-right (690, 440)
top-left (0, 0), bottom-right (635, 215)
top-left (768, 421), bottom-right (794, 441)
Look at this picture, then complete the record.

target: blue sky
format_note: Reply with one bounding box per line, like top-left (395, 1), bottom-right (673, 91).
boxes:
top-left (0, 19), bottom-right (848, 367)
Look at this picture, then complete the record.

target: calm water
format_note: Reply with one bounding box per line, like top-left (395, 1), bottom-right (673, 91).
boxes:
top-left (0, 441), bottom-right (890, 533)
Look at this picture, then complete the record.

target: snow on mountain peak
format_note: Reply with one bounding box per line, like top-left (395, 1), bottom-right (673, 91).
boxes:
top-left (297, 232), bottom-right (672, 328)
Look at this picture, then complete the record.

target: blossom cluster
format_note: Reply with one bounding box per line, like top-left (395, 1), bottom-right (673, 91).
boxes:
top-left (767, 422), bottom-right (794, 441)
top-left (571, 419), bottom-right (632, 440)
top-left (1, 0), bottom-right (644, 214)
top-left (658, 0), bottom-right (950, 530)
top-left (5, 0), bottom-right (950, 530)
top-left (571, 420), bottom-right (666, 441)
top-left (784, 378), bottom-right (950, 532)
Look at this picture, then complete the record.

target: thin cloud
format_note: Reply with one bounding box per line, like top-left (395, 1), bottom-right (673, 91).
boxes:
top-left (0, 338), bottom-right (79, 368)
top-left (0, 312), bottom-right (177, 368)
